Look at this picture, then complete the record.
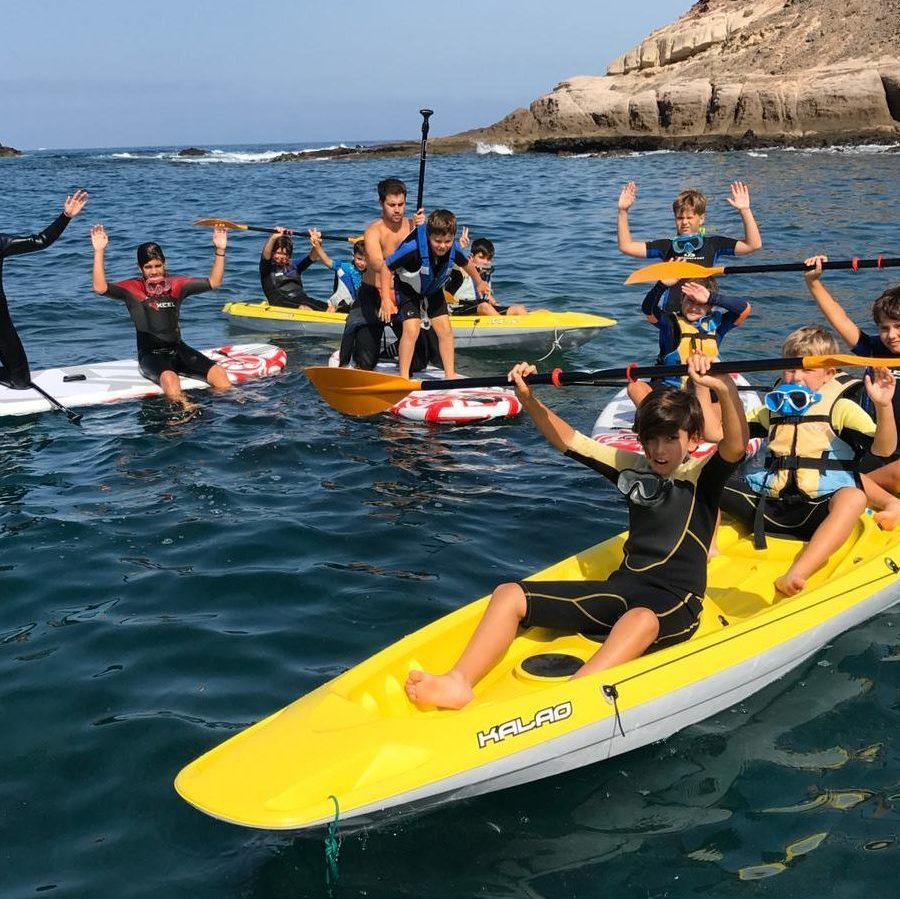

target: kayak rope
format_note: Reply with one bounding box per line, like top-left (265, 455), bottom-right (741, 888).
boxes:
top-left (601, 559), bottom-right (900, 720)
top-left (324, 794), bottom-right (341, 889)
top-left (534, 328), bottom-right (564, 363)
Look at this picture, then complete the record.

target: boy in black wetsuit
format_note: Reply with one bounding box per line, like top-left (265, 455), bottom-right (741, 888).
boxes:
top-left (617, 181), bottom-right (762, 314)
top-left (90, 223), bottom-right (232, 410)
top-left (259, 228), bottom-right (328, 311)
top-left (445, 238), bottom-right (528, 317)
top-left (0, 190), bottom-right (89, 388)
top-left (406, 353), bottom-right (749, 710)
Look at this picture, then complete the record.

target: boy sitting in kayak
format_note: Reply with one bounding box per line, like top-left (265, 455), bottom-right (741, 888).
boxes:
top-left (309, 234), bottom-right (366, 311)
top-left (385, 209), bottom-right (491, 381)
top-left (445, 238), bottom-right (528, 317)
top-left (259, 228), bottom-right (329, 311)
top-left (617, 181), bottom-right (762, 313)
top-left (627, 276), bottom-right (750, 417)
top-left (406, 353), bottom-right (748, 710)
top-left (91, 223), bottom-right (233, 411)
top-left (719, 325), bottom-right (898, 597)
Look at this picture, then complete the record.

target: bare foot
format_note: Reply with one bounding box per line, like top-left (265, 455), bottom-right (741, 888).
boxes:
top-left (874, 501), bottom-right (900, 530)
top-left (405, 669), bottom-right (473, 709)
top-left (775, 571), bottom-right (806, 597)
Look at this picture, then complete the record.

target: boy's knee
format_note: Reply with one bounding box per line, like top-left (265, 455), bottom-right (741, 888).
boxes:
top-left (491, 582), bottom-right (527, 616)
top-left (834, 486), bottom-right (867, 513)
top-left (625, 606), bottom-right (660, 637)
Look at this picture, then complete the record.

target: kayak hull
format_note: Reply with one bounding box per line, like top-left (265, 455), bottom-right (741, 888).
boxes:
top-left (175, 518), bottom-right (900, 832)
top-left (223, 302), bottom-right (616, 351)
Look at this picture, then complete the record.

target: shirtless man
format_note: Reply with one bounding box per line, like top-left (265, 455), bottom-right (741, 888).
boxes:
top-left (337, 178), bottom-right (424, 369)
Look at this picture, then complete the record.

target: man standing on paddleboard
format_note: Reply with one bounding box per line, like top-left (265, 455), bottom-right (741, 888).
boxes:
top-left (0, 190), bottom-right (89, 389)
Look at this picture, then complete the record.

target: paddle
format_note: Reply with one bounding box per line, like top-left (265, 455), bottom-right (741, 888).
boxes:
top-left (194, 219), bottom-right (354, 243)
top-left (305, 354), bottom-right (896, 417)
top-left (625, 256), bottom-right (900, 284)
top-left (416, 109), bottom-right (434, 212)
top-left (28, 381), bottom-right (83, 425)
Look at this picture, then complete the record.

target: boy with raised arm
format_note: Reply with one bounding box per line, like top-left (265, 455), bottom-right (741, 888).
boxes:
top-left (617, 181), bottom-right (762, 313)
top-left (445, 238), bottom-right (529, 317)
top-left (406, 353), bottom-right (748, 710)
top-left (719, 326), bottom-right (898, 597)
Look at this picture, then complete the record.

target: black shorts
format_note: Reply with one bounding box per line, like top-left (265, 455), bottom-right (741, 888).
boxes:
top-left (520, 569), bottom-right (703, 649)
top-left (395, 290), bottom-right (449, 322)
top-left (720, 480), bottom-right (834, 541)
top-left (451, 300), bottom-right (509, 316)
top-left (138, 342), bottom-right (216, 385)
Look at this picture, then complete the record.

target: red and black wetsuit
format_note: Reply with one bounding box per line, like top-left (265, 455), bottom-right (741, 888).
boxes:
top-left (103, 276), bottom-right (217, 383)
top-left (0, 213), bottom-right (72, 388)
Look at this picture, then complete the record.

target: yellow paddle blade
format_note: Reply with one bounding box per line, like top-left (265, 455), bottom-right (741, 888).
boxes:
top-left (304, 366), bottom-right (423, 417)
top-left (625, 260), bottom-right (724, 284)
top-left (803, 354), bottom-right (900, 370)
top-left (194, 218), bottom-right (248, 230)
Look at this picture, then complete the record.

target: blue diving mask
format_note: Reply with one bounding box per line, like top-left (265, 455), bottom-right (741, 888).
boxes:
top-left (764, 384), bottom-right (822, 415)
top-left (672, 232), bottom-right (705, 255)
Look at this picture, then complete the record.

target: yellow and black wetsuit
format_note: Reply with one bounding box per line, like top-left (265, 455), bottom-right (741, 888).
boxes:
top-left (519, 432), bottom-right (740, 649)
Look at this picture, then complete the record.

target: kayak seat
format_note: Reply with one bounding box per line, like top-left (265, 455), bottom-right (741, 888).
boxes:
top-left (514, 652), bottom-right (587, 682)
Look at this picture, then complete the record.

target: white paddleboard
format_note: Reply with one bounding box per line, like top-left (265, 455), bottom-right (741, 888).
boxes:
top-left (0, 343), bottom-right (287, 418)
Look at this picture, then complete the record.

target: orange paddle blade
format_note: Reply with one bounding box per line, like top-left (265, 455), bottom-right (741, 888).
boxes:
top-left (304, 366), bottom-right (424, 417)
top-left (194, 218), bottom-right (248, 230)
top-left (625, 260), bottom-right (724, 285)
top-left (803, 354), bottom-right (900, 370)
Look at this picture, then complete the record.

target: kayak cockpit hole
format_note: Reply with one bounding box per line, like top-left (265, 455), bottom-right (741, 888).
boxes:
top-left (515, 653), bottom-right (585, 682)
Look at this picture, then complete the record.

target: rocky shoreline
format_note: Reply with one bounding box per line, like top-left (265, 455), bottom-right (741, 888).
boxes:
top-left (0, 143), bottom-right (22, 157)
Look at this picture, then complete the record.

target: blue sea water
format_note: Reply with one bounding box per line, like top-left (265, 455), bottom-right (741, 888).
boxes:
top-left (2, 140), bottom-right (899, 898)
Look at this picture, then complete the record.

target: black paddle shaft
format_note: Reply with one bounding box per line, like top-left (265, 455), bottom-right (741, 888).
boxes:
top-left (241, 224), bottom-right (349, 242)
top-left (416, 109), bottom-right (434, 211)
top-left (721, 257), bottom-right (900, 276)
top-left (414, 356), bottom-right (810, 392)
top-left (28, 381), bottom-right (83, 424)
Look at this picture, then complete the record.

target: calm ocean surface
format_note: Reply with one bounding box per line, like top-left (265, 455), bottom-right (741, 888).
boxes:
top-left (2, 141), bottom-right (899, 898)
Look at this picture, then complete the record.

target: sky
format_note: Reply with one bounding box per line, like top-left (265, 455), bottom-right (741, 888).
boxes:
top-left (1, 1), bottom-right (694, 150)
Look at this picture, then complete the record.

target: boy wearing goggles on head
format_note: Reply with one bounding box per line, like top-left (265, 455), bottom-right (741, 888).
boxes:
top-left (617, 181), bottom-right (762, 314)
top-left (405, 354), bottom-right (748, 711)
top-left (444, 238), bottom-right (529, 317)
top-left (720, 326), bottom-right (900, 597)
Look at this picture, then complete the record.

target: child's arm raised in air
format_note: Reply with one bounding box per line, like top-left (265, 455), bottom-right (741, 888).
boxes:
top-left (727, 181), bottom-right (762, 255)
top-left (803, 254), bottom-right (861, 348)
top-left (508, 362), bottom-right (575, 452)
top-left (687, 354), bottom-right (749, 462)
top-left (616, 181), bottom-right (647, 258)
top-left (866, 366), bottom-right (897, 458)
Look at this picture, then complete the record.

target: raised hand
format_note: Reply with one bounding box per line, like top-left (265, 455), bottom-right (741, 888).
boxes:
top-left (618, 181), bottom-right (637, 211)
top-left (803, 254), bottom-right (828, 283)
top-left (864, 366), bottom-right (896, 408)
top-left (726, 181), bottom-right (751, 210)
top-left (681, 281), bottom-right (711, 304)
top-left (508, 361), bottom-right (537, 401)
top-left (459, 226), bottom-right (470, 250)
top-left (212, 223), bottom-right (228, 251)
top-left (90, 223), bottom-right (108, 251)
top-left (64, 189), bottom-right (89, 218)
top-left (412, 208), bottom-right (426, 227)
top-left (687, 352), bottom-right (728, 391)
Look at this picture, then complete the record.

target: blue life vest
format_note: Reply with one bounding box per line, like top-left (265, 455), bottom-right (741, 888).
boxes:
top-left (408, 224), bottom-right (458, 296)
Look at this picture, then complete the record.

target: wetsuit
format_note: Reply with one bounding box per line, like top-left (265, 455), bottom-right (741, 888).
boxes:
top-left (103, 276), bottom-right (217, 384)
top-left (259, 254), bottom-right (327, 311)
top-left (445, 268), bottom-right (509, 316)
top-left (0, 213), bottom-right (72, 388)
top-left (644, 233), bottom-right (738, 313)
top-left (519, 432), bottom-right (739, 649)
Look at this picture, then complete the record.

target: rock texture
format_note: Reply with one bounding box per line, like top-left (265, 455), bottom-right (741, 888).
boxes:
top-left (177, 147), bottom-right (211, 157)
top-left (0, 142), bottom-right (22, 157)
top-left (446, 0), bottom-right (900, 152)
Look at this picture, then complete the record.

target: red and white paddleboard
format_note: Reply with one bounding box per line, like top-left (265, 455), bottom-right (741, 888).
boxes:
top-left (591, 375), bottom-right (764, 459)
top-left (0, 343), bottom-right (287, 418)
top-left (326, 351), bottom-right (521, 424)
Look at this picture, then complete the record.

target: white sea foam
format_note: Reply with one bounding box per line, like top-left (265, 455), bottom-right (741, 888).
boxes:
top-left (99, 144), bottom-right (355, 164)
top-left (475, 142), bottom-right (514, 155)
top-left (747, 151), bottom-right (768, 158)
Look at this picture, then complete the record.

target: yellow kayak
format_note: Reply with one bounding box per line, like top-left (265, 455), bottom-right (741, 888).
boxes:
top-left (175, 515), bottom-right (900, 831)
top-left (222, 301), bottom-right (616, 351)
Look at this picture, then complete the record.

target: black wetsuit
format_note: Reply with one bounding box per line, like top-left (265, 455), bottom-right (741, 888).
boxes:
top-left (259, 254), bottom-right (327, 311)
top-left (103, 275), bottom-right (216, 383)
top-left (0, 213), bottom-right (72, 388)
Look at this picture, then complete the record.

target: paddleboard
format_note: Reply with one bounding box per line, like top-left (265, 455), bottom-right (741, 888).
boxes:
top-left (326, 351), bottom-right (521, 424)
top-left (0, 343), bottom-right (287, 418)
top-left (591, 374), bottom-right (764, 459)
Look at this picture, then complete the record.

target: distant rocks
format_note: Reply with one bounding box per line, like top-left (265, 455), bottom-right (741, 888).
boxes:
top-left (443, 0), bottom-right (900, 153)
top-left (271, 143), bottom-right (415, 162)
top-left (177, 147), bottom-right (211, 157)
top-left (0, 143), bottom-right (22, 157)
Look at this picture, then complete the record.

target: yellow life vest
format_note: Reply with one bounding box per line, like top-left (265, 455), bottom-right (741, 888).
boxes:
top-left (673, 314), bottom-right (720, 363)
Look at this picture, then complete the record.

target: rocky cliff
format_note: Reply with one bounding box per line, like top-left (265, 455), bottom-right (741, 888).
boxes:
top-left (447, 0), bottom-right (900, 152)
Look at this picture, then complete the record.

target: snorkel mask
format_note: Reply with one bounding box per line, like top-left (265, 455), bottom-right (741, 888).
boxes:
top-left (672, 228), bottom-right (706, 255)
top-left (617, 469), bottom-right (673, 507)
top-left (764, 384), bottom-right (822, 415)
top-left (144, 276), bottom-right (172, 297)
